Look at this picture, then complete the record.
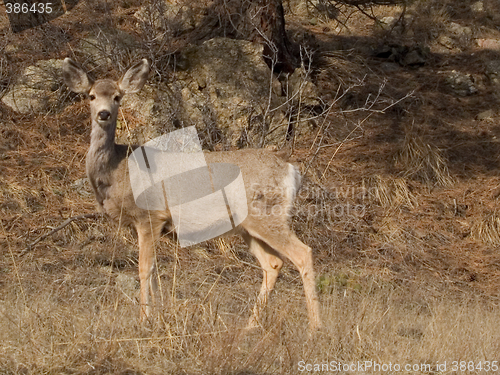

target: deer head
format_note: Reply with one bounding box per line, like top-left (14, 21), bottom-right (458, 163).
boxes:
top-left (62, 58), bottom-right (150, 129)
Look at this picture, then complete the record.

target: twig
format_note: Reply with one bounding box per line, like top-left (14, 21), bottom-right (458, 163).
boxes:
top-left (320, 88), bottom-right (415, 180)
top-left (24, 213), bottom-right (103, 253)
top-left (302, 79), bottom-right (364, 176)
top-left (54, 329), bottom-right (231, 346)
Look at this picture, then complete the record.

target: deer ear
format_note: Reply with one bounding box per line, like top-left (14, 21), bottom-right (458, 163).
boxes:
top-left (62, 58), bottom-right (92, 94)
top-left (119, 59), bottom-right (150, 94)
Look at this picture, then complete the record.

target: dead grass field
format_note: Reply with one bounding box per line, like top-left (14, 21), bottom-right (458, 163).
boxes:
top-left (2, 264), bottom-right (500, 374)
top-left (2, 0), bottom-right (500, 373)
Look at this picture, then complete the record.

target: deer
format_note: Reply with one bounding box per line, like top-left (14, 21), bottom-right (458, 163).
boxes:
top-left (62, 58), bottom-right (321, 331)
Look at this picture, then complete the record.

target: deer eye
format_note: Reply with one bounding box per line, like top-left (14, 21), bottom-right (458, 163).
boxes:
top-left (89, 94), bottom-right (96, 101)
top-left (114, 95), bottom-right (121, 102)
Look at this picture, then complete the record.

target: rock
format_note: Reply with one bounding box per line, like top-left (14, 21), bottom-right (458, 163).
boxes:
top-left (448, 22), bottom-right (472, 36)
top-left (380, 62), bottom-right (400, 72)
top-left (78, 30), bottom-right (138, 65)
top-left (118, 83), bottom-right (164, 142)
top-left (174, 38), bottom-right (288, 147)
top-left (476, 109), bottom-right (494, 120)
top-left (285, 0), bottom-right (328, 17)
top-left (71, 178), bottom-right (92, 197)
top-left (485, 61), bottom-right (500, 85)
top-left (471, 1), bottom-right (484, 12)
top-left (445, 70), bottom-right (477, 96)
top-left (61, 37), bottom-right (315, 148)
top-left (121, 85), bottom-right (156, 122)
top-left (115, 83), bottom-right (186, 145)
top-left (376, 16), bottom-right (410, 34)
top-left (4, 44), bottom-right (19, 54)
top-left (438, 35), bottom-right (455, 49)
top-left (477, 39), bottom-right (500, 50)
top-left (117, 37), bottom-right (297, 148)
top-left (403, 49), bottom-right (426, 66)
top-left (374, 44), bottom-right (428, 66)
top-left (380, 16), bottom-right (396, 27)
top-left (285, 65), bottom-right (320, 107)
top-left (116, 273), bottom-right (139, 298)
top-left (374, 44), bottom-right (396, 59)
top-left (2, 59), bottom-right (64, 114)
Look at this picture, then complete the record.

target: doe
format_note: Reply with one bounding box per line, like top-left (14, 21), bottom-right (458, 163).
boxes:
top-left (62, 58), bottom-right (321, 330)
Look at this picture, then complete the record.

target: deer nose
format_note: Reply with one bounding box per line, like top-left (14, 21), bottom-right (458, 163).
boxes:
top-left (98, 110), bottom-right (111, 121)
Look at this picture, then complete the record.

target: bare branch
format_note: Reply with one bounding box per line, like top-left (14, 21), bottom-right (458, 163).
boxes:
top-left (24, 213), bottom-right (103, 253)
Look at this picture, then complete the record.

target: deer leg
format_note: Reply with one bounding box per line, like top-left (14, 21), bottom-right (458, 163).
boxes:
top-left (242, 232), bottom-right (283, 328)
top-left (244, 225), bottom-right (322, 331)
top-left (272, 234), bottom-right (321, 330)
top-left (137, 221), bottom-right (161, 322)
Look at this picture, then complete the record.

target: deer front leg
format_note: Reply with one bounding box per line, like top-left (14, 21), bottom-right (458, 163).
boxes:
top-left (137, 223), bottom-right (157, 321)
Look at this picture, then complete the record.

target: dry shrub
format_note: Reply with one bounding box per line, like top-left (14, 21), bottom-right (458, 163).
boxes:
top-left (397, 132), bottom-right (453, 187)
top-left (360, 176), bottom-right (418, 259)
top-left (368, 174), bottom-right (417, 210)
top-left (0, 107), bottom-right (93, 256)
top-left (134, 0), bottom-right (200, 71)
top-left (470, 211), bottom-right (500, 246)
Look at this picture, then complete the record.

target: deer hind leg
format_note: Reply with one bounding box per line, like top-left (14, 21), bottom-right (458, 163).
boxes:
top-left (245, 224), bottom-right (322, 331)
top-left (136, 220), bottom-right (162, 322)
top-left (242, 232), bottom-right (283, 329)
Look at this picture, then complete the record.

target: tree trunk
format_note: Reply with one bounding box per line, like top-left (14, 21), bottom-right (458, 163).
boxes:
top-left (253, 0), bottom-right (299, 73)
top-left (185, 0), bottom-right (299, 73)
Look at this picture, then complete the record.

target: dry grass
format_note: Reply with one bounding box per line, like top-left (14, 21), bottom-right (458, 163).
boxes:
top-left (368, 175), bottom-right (417, 211)
top-left (2, 262), bottom-right (500, 374)
top-left (471, 211), bottom-right (500, 246)
top-left (4, 108), bottom-right (499, 372)
top-left (397, 131), bottom-right (453, 187)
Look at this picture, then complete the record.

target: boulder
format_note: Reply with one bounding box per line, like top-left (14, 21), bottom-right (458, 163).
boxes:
top-left (476, 109), bottom-right (494, 121)
top-left (8, 37), bottom-right (319, 148)
top-left (173, 37), bottom-right (290, 147)
top-left (125, 38), bottom-right (320, 147)
top-left (285, 65), bottom-right (320, 107)
top-left (2, 59), bottom-right (64, 114)
top-left (471, 1), bottom-right (484, 12)
top-left (448, 22), bottom-right (472, 36)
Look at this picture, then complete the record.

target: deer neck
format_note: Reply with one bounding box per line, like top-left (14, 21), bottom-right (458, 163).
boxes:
top-left (86, 119), bottom-right (118, 182)
top-left (89, 118), bottom-right (116, 155)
